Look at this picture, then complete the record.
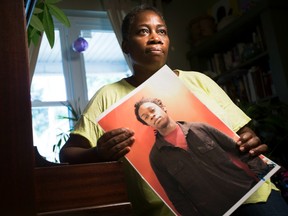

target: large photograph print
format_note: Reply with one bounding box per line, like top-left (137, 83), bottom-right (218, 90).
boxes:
top-left (96, 65), bottom-right (280, 216)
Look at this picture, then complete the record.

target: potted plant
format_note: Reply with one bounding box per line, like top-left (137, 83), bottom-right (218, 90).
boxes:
top-left (53, 100), bottom-right (82, 162)
top-left (27, 0), bottom-right (70, 48)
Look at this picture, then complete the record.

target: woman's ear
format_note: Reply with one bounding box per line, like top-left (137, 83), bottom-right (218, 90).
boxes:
top-left (122, 40), bottom-right (129, 54)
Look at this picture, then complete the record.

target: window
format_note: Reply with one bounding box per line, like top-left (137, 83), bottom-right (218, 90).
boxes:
top-left (82, 30), bottom-right (131, 99)
top-left (31, 11), bottom-right (131, 162)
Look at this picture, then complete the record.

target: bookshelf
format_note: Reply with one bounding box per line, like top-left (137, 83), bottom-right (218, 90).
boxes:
top-left (187, 0), bottom-right (288, 104)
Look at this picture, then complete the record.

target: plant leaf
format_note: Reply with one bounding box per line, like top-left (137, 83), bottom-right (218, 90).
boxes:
top-left (33, 7), bottom-right (43, 14)
top-left (47, 4), bottom-right (71, 27)
top-left (43, 5), bottom-right (55, 48)
top-left (28, 27), bottom-right (39, 39)
top-left (29, 28), bottom-right (42, 46)
top-left (30, 14), bottom-right (44, 31)
top-left (52, 144), bottom-right (56, 152)
top-left (28, 0), bottom-right (70, 48)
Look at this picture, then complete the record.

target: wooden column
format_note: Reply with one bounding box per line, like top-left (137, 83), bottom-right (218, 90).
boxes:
top-left (0, 0), bottom-right (36, 215)
top-left (0, 2), bottom-right (132, 215)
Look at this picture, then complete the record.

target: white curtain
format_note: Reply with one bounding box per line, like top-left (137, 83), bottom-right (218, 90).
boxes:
top-left (101, 0), bottom-right (163, 71)
top-left (28, 35), bottom-right (42, 84)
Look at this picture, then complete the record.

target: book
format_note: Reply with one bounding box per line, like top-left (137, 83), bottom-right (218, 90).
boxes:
top-left (96, 65), bottom-right (280, 216)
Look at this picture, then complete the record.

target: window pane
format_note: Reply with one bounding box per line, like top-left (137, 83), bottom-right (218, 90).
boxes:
top-left (82, 30), bottom-right (131, 99)
top-left (31, 30), bottom-right (67, 102)
top-left (32, 106), bottom-right (70, 162)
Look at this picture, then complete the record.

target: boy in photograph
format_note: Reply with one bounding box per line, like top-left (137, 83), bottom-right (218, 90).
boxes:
top-left (134, 97), bottom-right (272, 216)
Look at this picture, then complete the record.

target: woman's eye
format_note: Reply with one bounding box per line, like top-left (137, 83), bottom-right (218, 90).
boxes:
top-left (138, 29), bottom-right (149, 34)
top-left (158, 29), bottom-right (167, 35)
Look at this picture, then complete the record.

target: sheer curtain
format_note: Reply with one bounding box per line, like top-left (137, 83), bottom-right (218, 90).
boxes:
top-left (101, 0), bottom-right (163, 71)
top-left (28, 36), bottom-right (42, 84)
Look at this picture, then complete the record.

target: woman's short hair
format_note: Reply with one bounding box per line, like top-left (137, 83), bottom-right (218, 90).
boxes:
top-left (121, 4), bottom-right (165, 41)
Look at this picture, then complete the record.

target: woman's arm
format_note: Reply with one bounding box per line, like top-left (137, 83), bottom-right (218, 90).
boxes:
top-left (59, 128), bottom-right (135, 164)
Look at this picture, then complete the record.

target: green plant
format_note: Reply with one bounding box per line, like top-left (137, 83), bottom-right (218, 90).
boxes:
top-left (53, 100), bottom-right (81, 161)
top-left (27, 0), bottom-right (70, 48)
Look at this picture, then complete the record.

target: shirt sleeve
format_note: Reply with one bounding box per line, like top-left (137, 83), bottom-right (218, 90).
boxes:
top-left (178, 71), bottom-right (251, 132)
top-left (70, 79), bottom-right (135, 147)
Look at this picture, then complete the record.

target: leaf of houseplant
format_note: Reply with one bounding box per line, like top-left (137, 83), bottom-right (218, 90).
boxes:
top-left (47, 4), bottom-right (71, 27)
top-left (27, 0), bottom-right (70, 48)
top-left (28, 27), bottom-right (42, 46)
top-left (30, 14), bottom-right (44, 32)
top-left (33, 6), bottom-right (43, 14)
top-left (43, 4), bottom-right (55, 48)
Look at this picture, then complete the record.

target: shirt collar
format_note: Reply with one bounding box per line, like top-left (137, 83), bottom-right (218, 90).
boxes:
top-left (154, 121), bottom-right (189, 150)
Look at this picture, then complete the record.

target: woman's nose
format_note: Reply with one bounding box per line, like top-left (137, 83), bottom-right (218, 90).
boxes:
top-left (148, 32), bottom-right (162, 43)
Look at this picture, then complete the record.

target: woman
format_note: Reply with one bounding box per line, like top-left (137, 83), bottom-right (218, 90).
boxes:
top-left (60, 5), bottom-right (287, 215)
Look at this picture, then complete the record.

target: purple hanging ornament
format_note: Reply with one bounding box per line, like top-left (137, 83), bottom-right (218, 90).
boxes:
top-left (72, 37), bottom-right (88, 52)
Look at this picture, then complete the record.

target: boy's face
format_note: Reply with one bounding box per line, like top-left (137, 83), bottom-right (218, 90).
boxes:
top-left (122, 10), bottom-right (169, 71)
top-left (138, 102), bottom-right (169, 130)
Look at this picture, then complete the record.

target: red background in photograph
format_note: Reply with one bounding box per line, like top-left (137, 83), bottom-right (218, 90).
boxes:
top-left (98, 67), bottom-right (238, 214)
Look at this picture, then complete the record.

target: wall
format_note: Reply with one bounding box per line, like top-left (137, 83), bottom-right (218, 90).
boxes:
top-left (57, 0), bottom-right (218, 70)
top-left (163, 0), bottom-right (217, 70)
top-left (57, 0), bottom-right (104, 11)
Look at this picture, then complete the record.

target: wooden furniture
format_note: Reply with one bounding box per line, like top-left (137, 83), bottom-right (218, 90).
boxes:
top-left (35, 162), bottom-right (132, 216)
top-left (1, 1), bottom-right (132, 215)
top-left (34, 148), bottom-right (132, 215)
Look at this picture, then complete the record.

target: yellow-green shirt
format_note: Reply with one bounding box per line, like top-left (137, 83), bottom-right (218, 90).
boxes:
top-left (72, 69), bottom-right (274, 215)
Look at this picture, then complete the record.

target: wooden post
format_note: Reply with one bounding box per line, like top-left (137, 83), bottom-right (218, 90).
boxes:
top-left (0, 2), bottom-right (132, 215)
top-left (0, 0), bottom-right (36, 215)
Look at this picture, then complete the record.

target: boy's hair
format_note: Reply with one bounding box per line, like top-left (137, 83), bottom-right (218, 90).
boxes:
top-left (121, 4), bottom-right (165, 41)
top-left (134, 97), bottom-right (165, 125)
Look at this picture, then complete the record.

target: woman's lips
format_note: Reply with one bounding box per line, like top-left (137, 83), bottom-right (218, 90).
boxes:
top-left (146, 46), bottom-right (163, 54)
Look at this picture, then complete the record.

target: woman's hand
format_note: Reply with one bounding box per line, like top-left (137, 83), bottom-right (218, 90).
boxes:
top-left (236, 126), bottom-right (268, 156)
top-left (96, 128), bottom-right (135, 161)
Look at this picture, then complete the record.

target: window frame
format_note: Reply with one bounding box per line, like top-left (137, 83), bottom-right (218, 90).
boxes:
top-left (31, 10), bottom-right (128, 161)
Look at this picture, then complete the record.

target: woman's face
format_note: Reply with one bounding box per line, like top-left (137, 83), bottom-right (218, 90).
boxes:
top-left (122, 10), bottom-right (170, 71)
